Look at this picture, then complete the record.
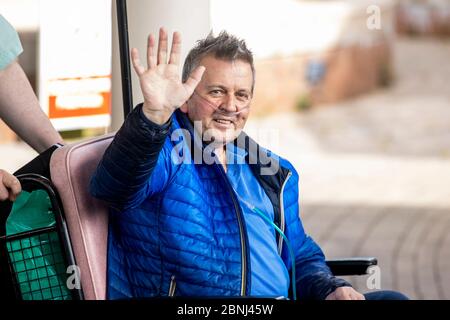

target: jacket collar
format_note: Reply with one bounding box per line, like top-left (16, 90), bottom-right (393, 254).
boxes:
top-left (173, 109), bottom-right (290, 192)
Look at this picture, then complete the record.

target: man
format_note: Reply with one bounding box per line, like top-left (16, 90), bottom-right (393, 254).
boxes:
top-left (90, 28), bottom-right (406, 300)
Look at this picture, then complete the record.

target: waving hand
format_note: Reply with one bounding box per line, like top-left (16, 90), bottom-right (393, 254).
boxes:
top-left (131, 28), bottom-right (205, 125)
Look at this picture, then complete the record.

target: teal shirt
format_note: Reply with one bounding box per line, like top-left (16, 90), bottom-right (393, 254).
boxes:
top-left (225, 143), bottom-right (290, 298)
top-left (0, 15), bottom-right (23, 70)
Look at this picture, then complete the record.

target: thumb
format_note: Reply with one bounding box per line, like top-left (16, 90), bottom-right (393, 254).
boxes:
top-left (183, 66), bottom-right (206, 96)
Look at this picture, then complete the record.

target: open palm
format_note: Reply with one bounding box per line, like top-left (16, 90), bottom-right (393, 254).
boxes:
top-left (131, 28), bottom-right (205, 124)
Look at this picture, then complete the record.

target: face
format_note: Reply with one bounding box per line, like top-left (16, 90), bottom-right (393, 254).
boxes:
top-left (180, 55), bottom-right (253, 147)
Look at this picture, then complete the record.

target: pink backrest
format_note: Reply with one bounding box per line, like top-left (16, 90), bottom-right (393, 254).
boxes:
top-left (50, 134), bottom-right (115, 300)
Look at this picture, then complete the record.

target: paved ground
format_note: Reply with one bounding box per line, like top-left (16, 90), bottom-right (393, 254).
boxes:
top-left (245, 37), bottom-right (450, 299)
top-left (1, 37), bottom-right (449, 299)
top-left (302, 204), bottom-right (450, 299)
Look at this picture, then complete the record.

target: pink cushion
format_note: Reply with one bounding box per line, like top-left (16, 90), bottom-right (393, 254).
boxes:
top-left (50, 134), bottom-right (114, 300)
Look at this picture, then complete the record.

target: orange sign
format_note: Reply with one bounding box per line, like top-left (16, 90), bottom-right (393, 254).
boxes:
top-left (47, 75), bottom-right (111, 119)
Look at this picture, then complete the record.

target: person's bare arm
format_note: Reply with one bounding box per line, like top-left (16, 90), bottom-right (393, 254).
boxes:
top-left (0, 60), bottom-right (63, 153)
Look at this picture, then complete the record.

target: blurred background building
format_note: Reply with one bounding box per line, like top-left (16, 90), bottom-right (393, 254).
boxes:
top-left (1, 0), bottom-right (449, 299)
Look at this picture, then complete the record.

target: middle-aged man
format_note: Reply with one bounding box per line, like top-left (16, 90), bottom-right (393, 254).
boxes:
top-left (90, 28), bottom-right (407, 300)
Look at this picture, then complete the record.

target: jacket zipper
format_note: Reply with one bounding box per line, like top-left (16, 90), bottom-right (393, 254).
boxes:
top-left (278, 171), bottom-right (292, 255)
top-left (216, 163), bottom-right (248, 296)
top-left (233, 190), bottom-right (247, 296)
top-left (168, 275), bottom-right (177, 297)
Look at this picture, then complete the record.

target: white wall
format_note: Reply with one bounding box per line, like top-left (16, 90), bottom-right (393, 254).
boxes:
top-left (110, 0), bottom-right (211, 131)
top-left (0, 0), bottom-right (39, 31)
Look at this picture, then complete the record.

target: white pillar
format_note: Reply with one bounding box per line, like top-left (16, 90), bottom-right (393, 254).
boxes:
top-left (110, 0), bottom-right (211, 131)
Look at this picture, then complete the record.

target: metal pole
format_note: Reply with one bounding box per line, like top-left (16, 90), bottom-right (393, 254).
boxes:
top-left (116, 0), bottom-right (133, 119)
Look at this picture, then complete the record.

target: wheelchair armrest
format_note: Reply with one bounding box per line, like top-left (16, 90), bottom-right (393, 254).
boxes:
top-left (326, 257), bottom-right (378, 276)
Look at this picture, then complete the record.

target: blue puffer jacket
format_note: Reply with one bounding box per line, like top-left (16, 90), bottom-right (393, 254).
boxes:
top-left (90, 104), bottom-right (350, 299)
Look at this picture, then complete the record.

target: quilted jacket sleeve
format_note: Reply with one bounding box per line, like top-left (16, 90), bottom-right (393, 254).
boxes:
top-left (281, 161), bottom-right (352, 300)
top-left (89, 103), bottom-right (173, 211)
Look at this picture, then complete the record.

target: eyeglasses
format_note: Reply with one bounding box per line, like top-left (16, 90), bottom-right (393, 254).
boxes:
top-left (192, 91), bottom-right (250, 116)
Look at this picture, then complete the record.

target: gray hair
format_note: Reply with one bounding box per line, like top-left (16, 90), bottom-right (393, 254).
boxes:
top-left (182, 31), bottom-right (255, 92)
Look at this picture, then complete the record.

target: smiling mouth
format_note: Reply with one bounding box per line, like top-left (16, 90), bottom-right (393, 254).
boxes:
top-left (213, 119), bottom-right (234, 126)
top-left (212, 114), bottom-right (237, 127)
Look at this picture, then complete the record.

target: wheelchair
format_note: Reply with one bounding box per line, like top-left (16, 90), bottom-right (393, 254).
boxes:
top-left (0, 136), bottom-right (377, 300)
top-left (0, 0), bottom-right (376, 300)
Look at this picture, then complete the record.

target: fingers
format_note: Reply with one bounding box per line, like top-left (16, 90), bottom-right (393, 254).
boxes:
top-left (325, 287), bottom-right (364, 300)
top-left (168, 31), bottom-right (181, 65)
top-left (325, 292), bottom-right (336, 300)
top-left (147, 33), bottom-right (157, 69)
top-left (131, 48), bottom-right (145, 76)
top-left (133, 28), bottom-right (180, 77)
top-left (345, 288), bottom-right (365, 300)
top-left (0, 170), bottom-right (21, 202)
top-left (157, 27), bottom-right (168, 65)
top-left (183, 65), bottom-right (206, 95)
top-left (0, 182), bottom-right (8, 201)
top-left (134, 28), bottom-right (180, 73)
top-left (337, 289), bottom-right (354, 300)
top-left (0, 170), bottom-right (10, 201)
top-left (335, 289), bottom-right (351, 300)
top-left (355, 292), bottom-right (366, 300)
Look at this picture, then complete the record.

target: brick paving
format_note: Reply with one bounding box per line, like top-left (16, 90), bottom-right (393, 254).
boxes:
top-left (301, 204), bottom-right (450, 300)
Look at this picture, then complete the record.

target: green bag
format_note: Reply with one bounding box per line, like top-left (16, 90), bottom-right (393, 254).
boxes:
top-left (6, 190), bottom-right (72, 300)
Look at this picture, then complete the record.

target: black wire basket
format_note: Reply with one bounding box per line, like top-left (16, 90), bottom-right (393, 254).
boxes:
top-left (0, 174), bottom-right (82, 300)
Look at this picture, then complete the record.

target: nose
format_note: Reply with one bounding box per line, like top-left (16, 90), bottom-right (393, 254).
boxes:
top-left (219, 93), bottom-right (238, 112)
